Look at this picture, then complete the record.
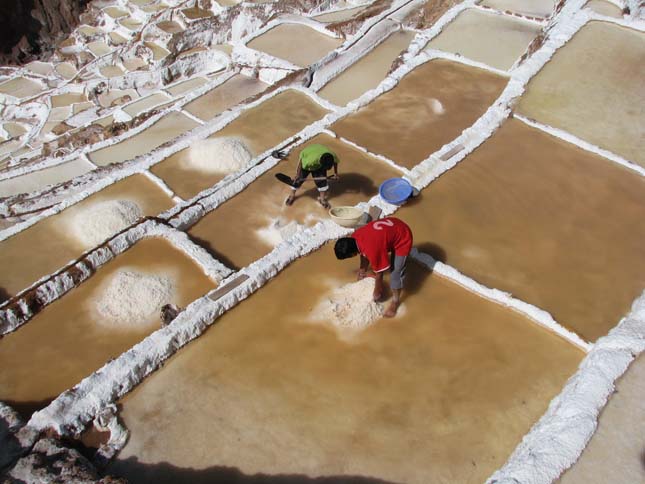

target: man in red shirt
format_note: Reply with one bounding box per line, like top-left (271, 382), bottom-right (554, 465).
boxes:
top-left (334, 217), bottom-right (413, 317)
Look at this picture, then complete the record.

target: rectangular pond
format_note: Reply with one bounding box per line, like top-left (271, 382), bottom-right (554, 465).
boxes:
top-left (106, 245), bottom-right (582, 484)
top-left (332, 59), bottom-right (507, 169)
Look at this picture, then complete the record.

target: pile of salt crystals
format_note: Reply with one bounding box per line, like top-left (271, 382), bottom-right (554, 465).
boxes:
top-left (186, 137), bottom-right (252, 174)
top-left (71, 199), bottom-right (142, 246)
top-left (95, 269), bottom-right (174, 328)
top-left (311, 278), bottom-right (384, 331)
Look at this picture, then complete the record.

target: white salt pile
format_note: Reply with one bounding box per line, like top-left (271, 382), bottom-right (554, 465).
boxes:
top-left (429, 98), bottom-right (445, 114)
top-left (71, 199), bottom-right (143, 246)
top-left (311, 278), bottom-right (384, 331)
top-left (186, 137), bottom-right (253, 174)
top-left (95, 269), bottom-right (174, 328)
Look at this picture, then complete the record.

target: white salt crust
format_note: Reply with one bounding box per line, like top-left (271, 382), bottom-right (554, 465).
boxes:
top-left (94, 269), bottom-right (174, 328)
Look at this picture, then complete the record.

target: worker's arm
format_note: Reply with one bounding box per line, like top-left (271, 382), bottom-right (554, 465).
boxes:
top-left (295, 160), bottom-right (304, 181)
top-left (331, 162), bottom-right (339, 179)
top-left (373, 271), bottom-right (384, 302)
top-left (357, 254), bottom-right (370, 280)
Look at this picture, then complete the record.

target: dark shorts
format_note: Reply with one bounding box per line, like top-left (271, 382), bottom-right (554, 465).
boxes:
top-left (292, 167), bottom-right (328, 191)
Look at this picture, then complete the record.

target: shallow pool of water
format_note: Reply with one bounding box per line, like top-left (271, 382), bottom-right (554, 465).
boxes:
top-left (0, 77), bottom-right (44, 99)
top-left (480, 0), bottom-right (555, 17)
top-left (332, 59), bottom-right (507, 169)
top-left (88, 111), bottom-right (200, 166)
top-left (0, 237), bottom-right (215, 418)
top-left (0, 174), bottom-right (175, 300)
top-left (424, 8), bottom-right (540, 70)
top-left (318, 30), bottom-right (415, 106)
top-left (397, 118), bottom-right (645, 342)
top-left (517, 21), bottom-right (645, 167)
top-left (0, 159), bottom-right (93, 198)
top-left (247, 23), bottom-right (343, 67)
top-left (108, 246), bottom-right (582, 483)
top-left (153, 89), bottom-right (328, 201)
top-left (585, 0), bottom-right (623, 17)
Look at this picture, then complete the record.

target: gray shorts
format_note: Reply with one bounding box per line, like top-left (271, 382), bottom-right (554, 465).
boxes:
top-left (390, 254), bottom-right (407, 290)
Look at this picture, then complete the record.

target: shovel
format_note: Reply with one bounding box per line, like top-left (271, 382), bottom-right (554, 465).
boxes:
top-left (275, 173), bottom-right (333, 187)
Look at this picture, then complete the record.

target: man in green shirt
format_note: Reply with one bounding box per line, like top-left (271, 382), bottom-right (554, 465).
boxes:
top-left (285, 144), bottom-right (339, 209)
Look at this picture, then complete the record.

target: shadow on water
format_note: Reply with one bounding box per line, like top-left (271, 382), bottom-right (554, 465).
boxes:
top-left (108, 457), bottom-right (395, 484)
top-left (301, 173), bottom-right (378, 202)
top-left (188, 234), bottom-right (239, 271)
top-left (414, 242), bottom-right (447, 264)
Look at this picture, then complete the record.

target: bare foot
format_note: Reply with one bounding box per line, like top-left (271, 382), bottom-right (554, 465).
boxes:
top-left (384, 300), bottom-right (400, 318)
top-left (373, 291), bottom-right (383, 302)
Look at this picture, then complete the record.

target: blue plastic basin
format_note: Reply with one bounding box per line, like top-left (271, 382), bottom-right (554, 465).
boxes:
top-left (379, 178), bottom-right (413, 205)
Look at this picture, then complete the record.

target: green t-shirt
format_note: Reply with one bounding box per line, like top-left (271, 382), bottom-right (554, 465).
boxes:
top-left (299, 144), bottom-right (339, 171)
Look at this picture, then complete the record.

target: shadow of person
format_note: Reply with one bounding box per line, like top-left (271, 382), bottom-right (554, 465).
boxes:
top-left (301, 173), bottom-right (378, 201)
top-left (414, 242), bottom-right (447, 264)
top-left (107, 456), bottom-right (396, 484)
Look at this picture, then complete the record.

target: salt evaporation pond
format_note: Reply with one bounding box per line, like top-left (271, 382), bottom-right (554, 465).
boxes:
top-left (0, 237), bottom-right (215, 419)
top-left (517, 21), bottom-right (645, 167)
top-left (0, 77), bottom-right (44, 99)
top-left (246, 23), bottom-right (343, 67)
top-left (333, 59), bottom-right (507, 169)
top-left (122, 92), bottom-right (173, 117)
top-left (398, 118), bottom-right (645, 342)
top-left (183, 74), bottom-right (267, 121)
top-left (165, 77), bottom-right (208, 96)
top-left (585, 0), bottom-right (624, 17)
top-left (88, 111), bottom-right (200, 166)
top-left (0, 174), bottom-right (174, 301)
top-left (318, 30), bottom-right (415, 106)
top-left (313, 5), bottom-right (366, 22)
top-left (187, 133), bottom-right (402, 268)
top-left (424, 8), bottom-right (540, 71)
top-left (153, 89), bottom-right (328, 200)
top-left (480, 0), bottom-right (555, 17)
top-left (107, 247), bottom-right (582, 483)
top-left (0, 158), bottom-right (94, 197)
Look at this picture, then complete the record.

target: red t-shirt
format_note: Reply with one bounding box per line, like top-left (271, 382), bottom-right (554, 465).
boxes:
top-left (352, 217), bottom-right (413, 273)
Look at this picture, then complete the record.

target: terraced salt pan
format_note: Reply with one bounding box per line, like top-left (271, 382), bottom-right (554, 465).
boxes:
top-left (100, 65), bottom-right (126, 78)
top-left (51, 92), bottom-right (87, 108)
top-left (0, 174), bottom-right (174, 301)
top-left (318, 30), bottom-right (415, 106)
top-left (183, 74), bottom-right (268, 121)
top-left (107, 248), bottom-right (583, 484)
top-left (246, 23), bottom-right (343, 67)
top-left (558, 353), bottom-right (645, 483)
top-left (88, 111), bottom-right (200, 166)
top-left (313, 5), bottom-right (366, 22)
top-left (181, 7), bottom-right (212, 19)
top-left (480, 0), bottom-right (555, 17)
top-left (0, 77), bottom-right (44, 99)
top-left (25, 61), bottom-right (53, 76)
top-left (517, 21), bottom-right (645, 167)
top-left (144, 41), bottom-right (171, 61)
top-left (87, 40), bottom-right (113, 57)
top-left (424, 9), bottom-right (541, 71)
top-left (398, 119), bottom-right (645, 342)
top-left (585, 0), bottom-right (624, 17)
top-left (121, 18), bottom-right (143, 31)
top-left (98, 89), bottom-right (139, 108)
top-left (332, 59), bottom-right (507, 169)
top-left (156, 21), bottom-right (184, 34)
top-left (165, 77), bottom-right (208, 96)
top-left (123, 58), bottom-right (148, 72)
top-left (187, 133), bottom-right (401, 269)
top-left (55, 63), bottom-right (77, 79)
top-left (122, 93), bottom-right (173, 117)
top-left (153, 89), bottom-right (328, 200)
top-left (0, 237), bottom-right (215, 419)
top-left (109, 32), bottom-right (129, 45)
top-left (0, 159), bottom-right (93, 198)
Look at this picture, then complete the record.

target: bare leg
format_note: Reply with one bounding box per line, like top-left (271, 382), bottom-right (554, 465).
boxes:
top-left (384, 289), bottom-right (401, 317)
top-left (285, 187), bottom-right (297, 206)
